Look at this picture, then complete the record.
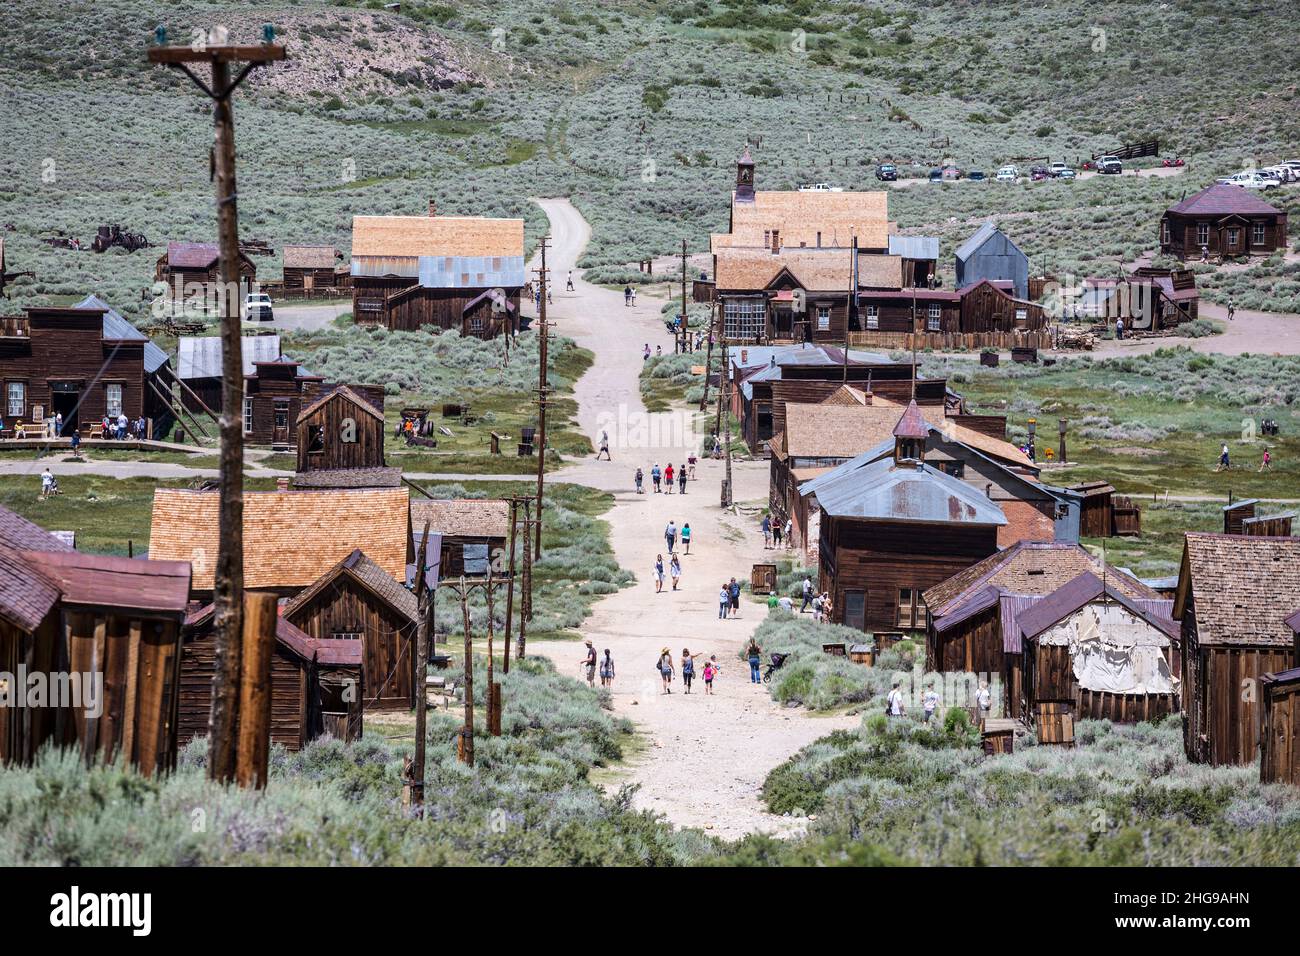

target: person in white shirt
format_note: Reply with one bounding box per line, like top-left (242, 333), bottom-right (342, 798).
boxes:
top-left (886, 682), bottom-right (906, 718)
top-left (40, 468), bottom-right (54, 496)
top-left (777, 595), bottom-right (794, 612)
top-left (976, 682), bottom-right (991, 718)
top-left (923, 685), bottom-right (940, 724)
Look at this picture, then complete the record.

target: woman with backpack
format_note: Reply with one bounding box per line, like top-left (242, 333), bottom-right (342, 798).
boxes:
top-left (658, 647), bottom-right (675, 694)
top-left (728, 577), bottom-right (742, 618)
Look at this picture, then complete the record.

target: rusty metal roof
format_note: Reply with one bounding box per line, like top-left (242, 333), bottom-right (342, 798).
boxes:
top-left (805, 455), bottom-right (1006, 526)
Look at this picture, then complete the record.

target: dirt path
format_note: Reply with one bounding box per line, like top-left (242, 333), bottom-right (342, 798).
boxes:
top-left (529, 198), bottom-right (856, 840)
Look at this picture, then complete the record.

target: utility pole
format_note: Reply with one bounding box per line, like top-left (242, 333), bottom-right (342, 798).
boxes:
top-left (147, 28), bottom-right (286, 784)
top-left (502, 497), bottom-right (518, 674)
top-left (410, 522), bottom-right (431, 810)
top-left (456, 576), bottom-right (475, 767)
top-left (911, 284), bottom-right (918, 401)
top-left (699, 298), bottom-right (716, 412)
top-left (720, 327), bottom-right (733, 508)
top-left (680, 239), bottom-right (689, 354)
top-left (533, 238), bottom-right (550, 560)
top-left (485, 568), bottom-right (501, 736)
top-left (516, 497), bottom-right (533, 662)
top-left (843, 234), bottom-right (858, 382)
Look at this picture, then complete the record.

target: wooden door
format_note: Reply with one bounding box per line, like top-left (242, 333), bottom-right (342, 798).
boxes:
top-left (273, 400), bottom-right (290, 445)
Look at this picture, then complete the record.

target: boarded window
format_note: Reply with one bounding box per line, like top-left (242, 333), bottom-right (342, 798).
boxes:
top-left (463, 543), bottom-right (490, 576)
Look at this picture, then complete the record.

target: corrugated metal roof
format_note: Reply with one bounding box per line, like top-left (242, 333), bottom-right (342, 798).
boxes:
top-left (417, 254), bottom-right (526, 289)
top-left (805, 454), bottom-right (1006, 525)
top-left (955, 222), bottom-right (998, 262)
top-left (75, 294), bottom-right (169, 373)
top-left (178, 334), bottom-right (282, 380)
top-left (888, 235), bottom-right (939, 260)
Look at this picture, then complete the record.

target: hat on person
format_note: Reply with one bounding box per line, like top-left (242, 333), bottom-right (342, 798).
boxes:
top-left (584, 639), bottom-right (593, 646)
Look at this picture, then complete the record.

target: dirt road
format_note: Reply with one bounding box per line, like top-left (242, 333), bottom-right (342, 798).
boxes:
top-left (531, 198), bottom-right (857, 839)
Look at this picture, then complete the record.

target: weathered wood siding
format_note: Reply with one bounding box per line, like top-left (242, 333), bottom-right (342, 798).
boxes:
top-left (1260, 678), bottom-right (1300, 785)
top-left (296, 388), bottom-right (387, 473)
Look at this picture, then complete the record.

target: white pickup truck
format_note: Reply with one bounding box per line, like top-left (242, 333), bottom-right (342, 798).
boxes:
top-left (243, 292), bottom-right (274, 322)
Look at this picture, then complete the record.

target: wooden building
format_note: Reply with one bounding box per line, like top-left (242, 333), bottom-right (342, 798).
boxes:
top-left (803, 402), bottom-right (1006, 635)
top-left (887, 235), bottom-right (940, 288)
top-left (855, 288), bottom-right (962, 336)
top-left (294, 383), bottom-right (393, 481)
top-left (409, 498), bottom-right (510, 578)
top-left (149, 487), bottom-right (410, 600)
top-left (350, 206), bottom-right (524, 336)
top-left (1260, 666), bottom-right (1300, 786)
top-left (956, 279), bottom-right (1048, 333)
top-left (0, 508), bottom-right (192, 774)
top-left (155, 241), bottom-right (256, 294)
top-left (1016, 571), bottom-right (1180, 726)
top-left (954, 224), bottom-right (1029, 299)
top-left (243, 358), bottom-right (323, 450)
top-left (924, 540), bottom-right (1165, 718)
top-left (1078, 268), bottom-right (1199, 329)
top-left (1174, 533), bottom-right (1300, 766)
top-left (281, 245), bottom-right (345, 295)
top-left (1159, 185), bottom-right (1288, 260)
top-left (1070, 481), bottom-right (1116, 537)
top-left (282, 549), bottom-right (419, 713)
top-left (179, 603), bottom-right (363, 750)
top-left (1, 297), bottom-right (172, 437)
top-left (177, 333), bottom-right (285, 416)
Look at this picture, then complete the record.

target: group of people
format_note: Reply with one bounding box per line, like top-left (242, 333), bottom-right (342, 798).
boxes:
top-left (623, 285), bottom-right (638, 307)
top-left (884, 680), bottom-right (993, 723)
top-left (759, 513), bottom-right (792, 549)
top-left (579, 640), bottom-right (615, 689)
top-left (654, 520), bottom-right (693, 592)
top-left (656, 647), bottom-right (720, 695)
top-left (717, 578), bottom-right (742, 619)
top-left (635, 459), bottom-right (694, 494)
top-left (770, 576), bottom-right (832, 622)
top-left (100, 413), bottom-right (145, 441)
top-left (1215, 442), bottom-right (1274, 472)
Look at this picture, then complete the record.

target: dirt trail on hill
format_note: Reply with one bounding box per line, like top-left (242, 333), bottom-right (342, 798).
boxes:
top-left (528, 198), bottom-right (856, 840)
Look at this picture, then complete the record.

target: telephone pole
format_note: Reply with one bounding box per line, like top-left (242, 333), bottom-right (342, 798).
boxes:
top-left (410, 522), bottom-right (432, 809)
top-left (679, 240), bottom-right (689, 354)
top-left (720, 326), bottom-right (733, 508)
top-left (147, 29), bottom-right (286, 783)
top-left (699, 298), bottom-right (716, 412)
top-left (501, 497), bottom-right (519, 674)
top-left (533, 238), bottom-right (550, 560)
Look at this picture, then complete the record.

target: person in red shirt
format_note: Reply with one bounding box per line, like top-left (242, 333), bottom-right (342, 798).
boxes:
top-left (664, 463), bottom-right (675, 493)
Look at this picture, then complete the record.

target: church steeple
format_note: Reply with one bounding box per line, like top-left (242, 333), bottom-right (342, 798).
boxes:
top-left (892, 400), bottom-right (928, 467)
top-left (736, 146), bottom-right (755, 202)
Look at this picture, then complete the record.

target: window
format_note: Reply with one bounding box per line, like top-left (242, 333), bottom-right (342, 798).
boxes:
top-left (723, 297), bottom-right (765, 339)
top-left (897, 589), bottom-right (928, 629)
top-left (927, 303), bottom-right (941, 331)
top-left (843, 589), bottom-right (866, 631)
top-left (6, 381), bottom-right (24, 417)
top-left (1161, 219), bottom-right (1170, 245)
top-left (274, 400), bottom-right (290, 431)
top-left (242, 397), bottom-right (253, 435)
top-left (105, 383), bottom-right (123, 418)
top-left (1227, 227), bottom-right (1240, 250)
top-left (469, 314), bottom-right (486, 333)
top-left (1196, 223), bottom-right (1209, 246)
top-left (331, 632), bottom-right (363, 642)
top-left (306, 424), bottom-right (325, 454)
top-left (816, 306), bottom-right (830, 331)
top-left (865, 305), bottom-right (879, 330)
top-left (1252, 222), bottom-right (1266, 245)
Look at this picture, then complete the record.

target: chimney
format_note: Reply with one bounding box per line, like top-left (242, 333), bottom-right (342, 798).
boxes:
top-left (427, 198), bottom-right (437, 217)
top-left (277, 477), bottom-right (291, 491)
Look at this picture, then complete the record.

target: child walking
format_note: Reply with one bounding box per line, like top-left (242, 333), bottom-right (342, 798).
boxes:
top-left (703, 657), bottom-right (718, 695)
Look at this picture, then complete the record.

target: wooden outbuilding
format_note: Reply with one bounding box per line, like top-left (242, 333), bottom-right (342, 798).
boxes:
top-left (1222, 498), bottom-right (1258, 534)
top-left (924, 540), bottom-right (1166, 719)
top-left (409, 498), bottom-right (510, 578)
top-left (1260, 666), bottom-right (1300, 786)
top-left (0, 507), bottom-right (192, 775)
top-left (1159, 185), bottom-right (1288, 260)
top-left (149, 487), bottom-right (411, 600)
top-left (243, 357), bottom-right (323, 450)
top-left (155, 241), bottom-right (256, 294)
top-left (954, 224), bottom-right (1029, 299)
top-left (179, 603), bottom-right (364, 750)
top-left (957, 279), bottom-right (1048, 333)
top-left (281, 244), bottom-right (344, 295)
top-left (295, 384), bottom-right (389, 475)
top-left (1070, 481), bottom-right (1116, 537)
top-left (1174, 533), bottom-right (1300, 766)
top-left (350, 207), bottom-right (524, 337)
top-left (1, 297), bottom-right (173, 438)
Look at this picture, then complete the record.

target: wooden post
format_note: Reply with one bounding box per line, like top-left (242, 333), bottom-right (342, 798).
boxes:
top-left (721, 329), bottom-right (733, 508)
top-left (699, 298), bottom-right (716, 411)
top-left (147, 36), bottom-right (287, 784)
top-left (235, 591), bottom-right (276, 789)
top-left (485, 569), bottom-right (501, 736)
top-left (502, 497), bottom-right (518, 674)
top-left (680, 239), bottom-right (688, 355)
top-left (534, 237), bottom-right (550, 560)
top-left (517, 499), bottom-right (532, 662)
top-left (410, 522), bottom-right (431, 810)
top-left (457, 577), bottom-right (475, 766)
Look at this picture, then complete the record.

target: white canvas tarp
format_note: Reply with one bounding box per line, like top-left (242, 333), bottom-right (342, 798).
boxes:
top-left (1038, 602), bottom-right (1176, 695)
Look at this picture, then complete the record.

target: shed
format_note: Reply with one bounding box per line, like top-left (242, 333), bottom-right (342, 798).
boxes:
top-left (1243, 513), bottom-right (1295, 538)
top-left (155, 241), bottom-right (256, 294)
top-left (954, 224), bottom-right (1029, 299)
top-left (179, 604), bottom-right (363, 750)
top-left (1070, 481), bottom-right (1116, 538)
top-left (282, 244), bottom-right (341, 294)
top-left (296, 384), bottom-right (387, 474)
top-left (1222, 498), bottom-right (1258, 535)
top-left (1260, 667), bottom-right (1300, 786)
top-left (409, 498), bottom-right (510, 578)
top-left (1174, 533), bottom-right (1300, 766)
top-left (282, 549), bottom-right (419, 712)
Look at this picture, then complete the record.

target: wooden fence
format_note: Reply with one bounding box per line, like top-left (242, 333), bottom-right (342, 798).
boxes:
top-left (846, 329), bottom-right (1055, 351)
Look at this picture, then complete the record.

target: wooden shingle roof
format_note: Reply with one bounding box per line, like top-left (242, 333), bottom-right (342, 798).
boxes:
top-left (150, 488), bottom-right (409, 590)
top-left (714, 248), bottom-right (901, 293)
top-left (0, 550), bottom-right (61, 632)
top-left (282, 548), bottom-right (417, 626)
top-left (0, 503), bottom-right (75, 553)
top-left (1175, 533), bottom-right (1300, 647)
top-left (282, 245), bottom-right (338, 269)
top-left (351, 215), bottom-right (524, 259)
top-left (409, 498), bottom-right (511, 540)
top-left (718, 189), bottom-right (891, 251)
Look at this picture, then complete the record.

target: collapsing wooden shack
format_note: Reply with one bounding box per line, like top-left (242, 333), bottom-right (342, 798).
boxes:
top-left (293, 383), bottom-right (400, 488)
top-left (1016, 571), bottom-right (1180, 732)
top-left (0, 507), bottom-right (191, 774)
top-left (179, 604), bottom-right (363, 750)
top-left (1175, 533), bottom-right (1300, 766)
top-left (409, 498), bottom-right (510, 578)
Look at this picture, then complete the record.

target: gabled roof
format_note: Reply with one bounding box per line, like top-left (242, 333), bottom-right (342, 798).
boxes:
top-left (783, 402), bottom-right (943, 459)
top-left (75, 294), bottom-right (170, 373)
top-left (955, 223), bottom-right (1003, 262)
top-left (0, 503), bottom-right (76, 553)
top-left (178, 334), bottom-right (283, 380)
top-left (150, 488), bottom-right (409, 590)
top-left (282, 548), bottom-right (418, 626)
top-left (925, 540), bottom-right (1160, 617)
top-left (0, 550), bottom-right (61, 632)
top-left (164, 241), bottom-right (220, 269)
top-left (351, 215), bottom-right (524, 259)
top-left (1166, 184), bottom-right (1283, 217)
top-left (714, 248), bottom-right (901, 293)
top-left (818, 384), bottom-right (870, 406)
top-left (296, 384), bottom-right (384, 426)
top-left (1016, 571), bottom-right (1179, 643)
top-left (716, 188), bottom-right (891, 252)
top-left (409, 498), bottom-right (511, 539)
top-left (804, 454), bottom-right (1006, 526)
top-left (282, 245), bottom-right (338, 269)
top-left (1174, 533), bottom-right (1300, 647)
top-left (186, 603), bottom-right (363, 667)
top-left (463, 287), bottom-right (517, 315)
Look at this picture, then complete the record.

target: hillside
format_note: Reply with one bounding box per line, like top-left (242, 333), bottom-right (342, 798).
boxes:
top-left (0, 0), bottom-right (1297, 316)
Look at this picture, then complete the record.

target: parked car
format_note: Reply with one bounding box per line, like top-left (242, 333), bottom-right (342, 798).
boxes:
top-left (875, 163), bottom-right (898, 181)
top-left (1215, 170), bottom-right (1278, 190)
top-left (941, 165), bottom-right (964, 180)
top-left (1048, 162), bottom-right (1072, 178)
top-left (244, 292), bottom-right (274, 322)
top-left (928, 168), bottom-right (944, 182)
top-left (1056, 167), bottom-right (1077, 180)
top-left (1160, 157), bottom-right (1185, 168)
top-left (967, 169), bottom-right (986, 181)
top-left (995, 165), bottom-right (1019, 182)
top-left (1030, 165), bottom-right (1050, 182)
top-left (1096, 155), bottom-right (1123, 174)
top-left (1267, 164), bottom-right (1300, 183)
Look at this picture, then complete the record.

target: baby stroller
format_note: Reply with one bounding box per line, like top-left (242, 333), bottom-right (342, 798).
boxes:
top-left (762, 652), bottom-right (789, 683)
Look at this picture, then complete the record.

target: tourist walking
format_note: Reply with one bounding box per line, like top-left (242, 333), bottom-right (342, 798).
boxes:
top-left (566, 270), bottom-right (575, 292)
top-left (681, 648), bottom-right (695, 694)
top-left (580, 640), bottom-right (597, 688)
top-left (800, 575), bottom-right (814, 612)
top-left (728, 577), bottom-right (741, 618)
top-left (599, 649), bottom-right (615, 688)
top-left (811, 591), bottom-right (824, 623)
top-left (922, 683), bottom-right (939, 724)
top-left (783, 518), bottom-right (792, 548)
top-left (643, 343), bottom-right (651, 362)
top-left (703, 657), bottom-right (717, 694)
top-left (678, 468), bottom-right (687, 494)
top-left (635, 467), bottom-right (644, 493)
top-left (664, 462), bottom-right (675, 494)
top-left (69, 431), bottom-right (81, 458)
top-left (718, 583), bottom-right (730, 620)
top-left (665, 520), bottom-right (677, 554)
top-left (761, 514), bottom-right (772, 548)
top-left (40, 468), bottom-right (55, 498)
top-left (1260, 447), bottom-right (1272, 472)
top-left (1215, 442), bottom-right (1230, 472)
top-left (669, 553), bottom-right (682, 590)
top-left (887, 681), bottom-right (906, 719)
top-left (772, 517), bottom-right (782, 548)
top-left (597, 429), bottom-right (611, 460)
top-left (651, 463), bottom-right (662, 492)
top-left (658, 647), bottom-right (674, 694)
top-left (625, 285), bottom-right (633, 307)
top-left (1115, 317), bottom-right (1124, 340)
top-left (746, 639), bottom-right (762, 684)
top-left (1227, 298), bottom-right (1235, 322)
top-left (654, 554), bottom-right (665, 593)
top-left (681, 522), bottom-right (692, 554)
top-left (976, 682), bottom-right (991, 720)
